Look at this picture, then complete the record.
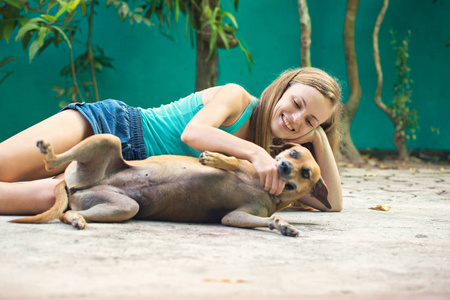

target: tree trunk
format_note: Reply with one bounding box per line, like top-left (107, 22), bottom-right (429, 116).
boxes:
top-left (192, 0), bottom-right (219, 92)
top-left (297, 0), bottom-right (311, 67)
top-left (393, 130), bottom-right (409, 161)
top-left (373, 0), bottom-right (410, 161)
top-left (195, 32), bottom-right (218, 91)
top-left (339, 0), bottom-right (363, 163)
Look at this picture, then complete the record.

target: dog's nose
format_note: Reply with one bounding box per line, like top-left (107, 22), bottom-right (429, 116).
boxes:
top-left (278, 160), bottom-right (293, 176)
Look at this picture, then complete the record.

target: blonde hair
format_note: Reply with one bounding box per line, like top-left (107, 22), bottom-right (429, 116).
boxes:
top-left (249, 67), bottom-right (342, 154)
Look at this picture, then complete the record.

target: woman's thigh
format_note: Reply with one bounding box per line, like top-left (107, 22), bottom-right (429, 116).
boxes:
top-left (0, 110), bottom-right (93, 182)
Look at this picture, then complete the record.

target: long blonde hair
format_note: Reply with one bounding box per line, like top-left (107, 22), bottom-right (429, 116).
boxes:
top-left (249, 67), bottom-right (342, 154)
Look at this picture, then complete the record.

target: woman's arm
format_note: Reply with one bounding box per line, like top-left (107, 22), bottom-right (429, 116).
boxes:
top-left (284, 126), bottom-right (343, 212)
top-left (181, 84), bottom-right (285, 195)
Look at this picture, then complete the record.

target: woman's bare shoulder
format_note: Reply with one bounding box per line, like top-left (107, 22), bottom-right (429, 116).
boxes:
top-left (201, 84), bottom-right (253, 107)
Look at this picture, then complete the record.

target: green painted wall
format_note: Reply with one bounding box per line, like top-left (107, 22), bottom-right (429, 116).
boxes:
top-left (1, 0), bottom-right (449, 150)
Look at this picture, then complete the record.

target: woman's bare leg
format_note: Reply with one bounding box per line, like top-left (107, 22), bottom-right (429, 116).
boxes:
top-left (0, 178), bottom-right (62, 215)
top-left (0, 110), bottom-right (93, 182)
top-left (0, 109), bottom-right (93, 215)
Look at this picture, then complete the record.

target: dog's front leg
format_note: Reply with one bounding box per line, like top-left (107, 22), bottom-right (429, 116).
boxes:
top-left (199, 151), bottom-right (239, 171)
top-left (222, 211), bottom-right (299, 237)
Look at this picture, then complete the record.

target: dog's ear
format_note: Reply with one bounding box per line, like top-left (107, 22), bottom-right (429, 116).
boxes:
top-left (269, 143), bottom-right (298, 157)
top-left (310, 177), bottom-right (332, 209)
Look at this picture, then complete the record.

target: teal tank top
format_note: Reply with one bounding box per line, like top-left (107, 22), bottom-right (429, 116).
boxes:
top-left (139, 92), bottom-right (259, 157)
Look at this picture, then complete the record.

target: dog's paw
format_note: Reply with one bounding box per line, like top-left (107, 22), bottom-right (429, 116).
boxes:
top-left (36, 140), bottom-right (51, 154)
top-left (72, 216), bottom-right (87, 230)
top-left (199, 151), bottom-right (220, 166)
top-left (280, 224), bottom-right (299, 237)
top-left (269, 216), bottom-right (299, 237)
top-left (199, 151), bottom-right (210, 165)
top-left (59, 211), bottom-right (87, 230)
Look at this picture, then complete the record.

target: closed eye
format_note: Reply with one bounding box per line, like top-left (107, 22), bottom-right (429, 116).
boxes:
top-left (293, 98), bottom-right (300, 108)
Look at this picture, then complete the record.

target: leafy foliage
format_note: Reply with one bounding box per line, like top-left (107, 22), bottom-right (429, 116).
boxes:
top-left (0, 0), bottom-right (252, 99)
top-left (388, 29), bottom-right (419, 141)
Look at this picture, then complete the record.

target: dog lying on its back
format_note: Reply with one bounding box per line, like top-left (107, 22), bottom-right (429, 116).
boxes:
top-left (11, 134), bottom-right (331, 237)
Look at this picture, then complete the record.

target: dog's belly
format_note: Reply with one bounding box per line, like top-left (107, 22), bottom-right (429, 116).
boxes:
top-left (101, 160), bottom-right (269, 223)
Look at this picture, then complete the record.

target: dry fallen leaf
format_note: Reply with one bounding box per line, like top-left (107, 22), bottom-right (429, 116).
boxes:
top-left (369, 205), bottom-right (391, 211)
top-left (364, 173), bottom-right (378, 177)
top-left (204, 278), bottom-right (246, 283)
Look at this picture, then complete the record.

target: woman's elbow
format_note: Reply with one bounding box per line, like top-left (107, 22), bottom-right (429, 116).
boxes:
top-left (324, 196), bottom-right (343, 212)
top-left (181, 125), bottom-right (195, 145)
top-left (324, 203), bottom-right (343, 212)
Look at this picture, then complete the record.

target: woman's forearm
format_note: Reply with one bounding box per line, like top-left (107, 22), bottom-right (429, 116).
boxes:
top-left (300, 129), bottom-right (343, 212)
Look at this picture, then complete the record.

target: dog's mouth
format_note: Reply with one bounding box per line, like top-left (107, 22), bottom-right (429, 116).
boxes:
top-left (284, 183), bottom-right (297, 191)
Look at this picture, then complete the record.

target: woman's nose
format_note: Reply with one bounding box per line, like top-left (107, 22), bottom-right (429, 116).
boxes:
top-left (291, 111), bottom-right (304, 125)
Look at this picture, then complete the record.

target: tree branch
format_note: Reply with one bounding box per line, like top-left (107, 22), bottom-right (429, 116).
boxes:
top-left (372, 0), bottom-right (393, 120)
top-left (88, 0), bottom-right (99, 102)
top-left (343, 0), bottom-right (361, 121)
top-left (297, 0), bottom-right (311, 67)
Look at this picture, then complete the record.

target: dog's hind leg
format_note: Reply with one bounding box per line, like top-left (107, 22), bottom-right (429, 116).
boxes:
top-left (38, 134), bottom-right (129, 187)
top-left (59, 210), bottom-right (87, 229)
top-left (37, 134), bottom-right (127, 171)
top-left (68, 188), bottom-right (140, 227)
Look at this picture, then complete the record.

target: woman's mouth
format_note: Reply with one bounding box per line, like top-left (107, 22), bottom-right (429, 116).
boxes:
top-left (282, 115), bottom-right (295, 131)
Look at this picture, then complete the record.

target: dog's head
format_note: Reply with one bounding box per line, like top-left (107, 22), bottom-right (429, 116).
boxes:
top-left (270, 143), bottom-right (331, 210)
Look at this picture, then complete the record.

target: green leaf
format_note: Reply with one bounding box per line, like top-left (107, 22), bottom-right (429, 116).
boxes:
top-left (0, 57), bottom-right (16, 68)
top-left (2, 20), bottom-right (15, 43)
top-left (41, 14), bottom-right (57, 22)
top-left (52, 85), bottom-right (66, 98)
top-left (29, 39), bottom-right (41, 62)
top-left (68, 0), bottom-right (81, 11)
top-left (51, 25), bottom-right (72, 49)
top-left (217, 27), bottom-right (229, 49)
top-left (142, 18), bottom-right (153, 26)
top-left (80, 1), bottom-right (87, 16)
top-left (119, 3), bottom-right (130, 21)
top-left (209, 26), bottom-right (217, 52)
top-left (94, 60), bottom-right (102, 71)
top-left (37, 27), bottom-right (48, 47)
top-left (222, 11), bottom-right (238, 28)
top-left (175, 0), bottom-right (180, 22)
top-left (48, 0), bottom-right (59, 11)
top-left (3, 0), bottom-right (22, 9)
top-left (16, 20), bottom-right (41, 41)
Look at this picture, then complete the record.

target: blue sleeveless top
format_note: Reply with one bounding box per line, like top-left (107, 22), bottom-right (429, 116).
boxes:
top-left (139, 92), bottom-right (259, 157)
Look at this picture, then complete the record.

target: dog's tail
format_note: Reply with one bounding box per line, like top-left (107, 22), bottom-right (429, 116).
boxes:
top-left (9, 180), bottom-right (69, 224)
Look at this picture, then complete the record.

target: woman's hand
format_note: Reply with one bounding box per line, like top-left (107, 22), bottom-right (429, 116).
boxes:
top-left (283, 126), bottom-right (324, 145)
top-left (251, 149), bottom-right (285, 196)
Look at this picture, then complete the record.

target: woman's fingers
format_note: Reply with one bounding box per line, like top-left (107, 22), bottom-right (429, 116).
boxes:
top-left (252, 153), bottom-right (285, 195)
top-left (261, 165), bottom-right (285, 195)
top-left (275, 177), bottom-right (285, 195)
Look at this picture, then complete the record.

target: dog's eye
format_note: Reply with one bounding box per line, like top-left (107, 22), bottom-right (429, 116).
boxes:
top-left (301, 168), bottom-right (310, 179)
top-left (289, 150), bottom-right (299, 159)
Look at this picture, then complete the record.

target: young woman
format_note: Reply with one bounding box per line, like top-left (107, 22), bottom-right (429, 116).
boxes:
top-left (0, 67), bottom-right (343, 215)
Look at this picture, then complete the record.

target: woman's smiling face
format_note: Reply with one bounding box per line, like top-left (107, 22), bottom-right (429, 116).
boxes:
top-left (270, 82), bottom-right (333, 140)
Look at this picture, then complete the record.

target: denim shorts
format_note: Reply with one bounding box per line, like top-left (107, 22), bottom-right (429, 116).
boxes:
top-left (61, 100), bottom-right (147, 161)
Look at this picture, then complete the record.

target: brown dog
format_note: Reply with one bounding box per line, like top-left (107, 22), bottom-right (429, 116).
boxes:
top-left (11, 134), bottom-right (331, 237)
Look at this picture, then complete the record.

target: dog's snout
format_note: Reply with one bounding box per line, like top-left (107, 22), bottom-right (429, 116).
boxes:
top-left (278, 160), bottom-right (293, 176)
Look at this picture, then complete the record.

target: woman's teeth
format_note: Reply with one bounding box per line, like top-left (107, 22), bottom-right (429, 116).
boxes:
top-left (282, 115), bottom-right (294, 131)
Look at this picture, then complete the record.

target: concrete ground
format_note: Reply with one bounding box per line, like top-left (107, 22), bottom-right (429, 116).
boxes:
top-left (1, 166), bottom-right (449, 299)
